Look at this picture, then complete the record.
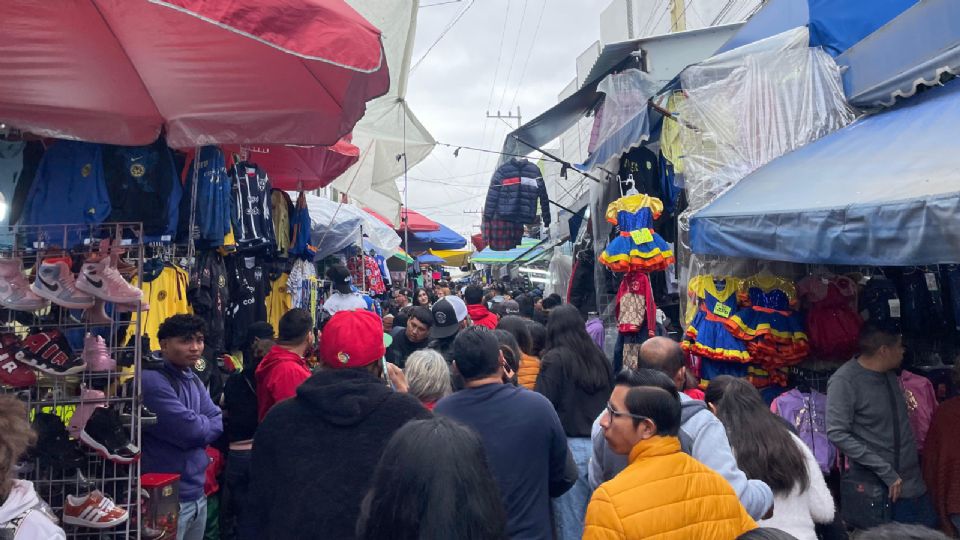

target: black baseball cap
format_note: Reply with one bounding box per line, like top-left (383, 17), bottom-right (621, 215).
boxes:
top-left (326, 264), bottom-right (353, 294)
top-left (430, 298), bottom-right (459, 339)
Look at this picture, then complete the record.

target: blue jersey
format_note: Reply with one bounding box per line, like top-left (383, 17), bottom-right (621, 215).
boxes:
top-left (179, 146), bottom-right (232, 246)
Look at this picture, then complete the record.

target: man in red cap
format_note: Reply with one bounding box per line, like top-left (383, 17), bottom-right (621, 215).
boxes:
top-left (248, 309), bottom-right (430, 540)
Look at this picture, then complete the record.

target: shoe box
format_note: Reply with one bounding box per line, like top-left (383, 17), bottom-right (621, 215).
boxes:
top-left (140, 473), bottom-right (181, 539)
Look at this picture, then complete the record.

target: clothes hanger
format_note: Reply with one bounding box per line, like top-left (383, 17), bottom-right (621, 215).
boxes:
top-left (624, 174), bottom-right (640, 196)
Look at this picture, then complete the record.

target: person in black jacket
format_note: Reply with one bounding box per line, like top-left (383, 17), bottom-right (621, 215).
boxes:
top-left (248, 310), bottom-right (430, 540)
top-left (535, 304), bottom-right (613, 540)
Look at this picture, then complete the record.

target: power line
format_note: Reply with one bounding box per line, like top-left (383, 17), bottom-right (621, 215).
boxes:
top-left (507, 0), bottom-right (547, 111)
top-left (419, 0), bottom-right (462, 7)
top-left (411, 0), bottom-right (477, 73)
top-left (495, 0), bottom-right (529, 113)
top-left (476, 0), bottom-right (514, 176)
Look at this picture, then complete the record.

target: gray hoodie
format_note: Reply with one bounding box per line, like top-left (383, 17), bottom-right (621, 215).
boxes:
top-left (589, 392), bottom-right (774, 520)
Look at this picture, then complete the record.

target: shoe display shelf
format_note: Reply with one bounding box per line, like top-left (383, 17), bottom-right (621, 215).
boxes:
top-left (1, 223), bottom-right (147, 539)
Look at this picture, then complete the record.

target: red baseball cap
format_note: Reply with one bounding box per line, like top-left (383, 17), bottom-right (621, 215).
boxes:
top-left (320, 309), bottom-right (391, 369)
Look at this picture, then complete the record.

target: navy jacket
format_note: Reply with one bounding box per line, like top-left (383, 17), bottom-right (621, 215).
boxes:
top-left (483, 158), bottom-right (551, 226)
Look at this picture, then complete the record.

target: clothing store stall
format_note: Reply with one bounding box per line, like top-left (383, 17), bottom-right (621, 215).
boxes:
top-left (0, 1), bottom-right (389, 537)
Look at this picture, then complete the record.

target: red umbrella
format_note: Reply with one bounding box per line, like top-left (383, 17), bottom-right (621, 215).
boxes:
top-left (364, 208), bottom-right (440, 232)
top-left (222, 139), bottom-right (360, 191)
top-left (0, 0), bottom-right (389, 148)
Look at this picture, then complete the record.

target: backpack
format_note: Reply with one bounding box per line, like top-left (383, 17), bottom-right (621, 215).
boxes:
top-left (774, 388), bottom-right (836, 473)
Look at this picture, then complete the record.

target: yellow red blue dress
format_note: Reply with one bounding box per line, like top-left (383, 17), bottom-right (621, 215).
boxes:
top-left (682, 276), bottom-right (750, 362)
top-left (599, 194), bottom-right (674, 273)
top-left (723, 275), bottom-right (809, 368)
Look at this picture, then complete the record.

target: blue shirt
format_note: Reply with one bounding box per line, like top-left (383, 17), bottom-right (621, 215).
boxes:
top-left (435, 384), bottom-right (572, 540)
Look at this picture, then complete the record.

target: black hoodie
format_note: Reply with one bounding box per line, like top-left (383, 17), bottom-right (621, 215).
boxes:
top-left (249, 368), bottom-right (431, 540)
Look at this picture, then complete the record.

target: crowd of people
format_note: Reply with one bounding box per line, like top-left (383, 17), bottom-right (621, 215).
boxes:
top-left (1, 277), bottom-right (959, 540)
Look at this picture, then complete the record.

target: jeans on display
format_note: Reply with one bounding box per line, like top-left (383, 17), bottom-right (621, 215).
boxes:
top-left (944, 265), bottom-right (960, 331)
top-left (178, 497), bottom-right (208, 540)
top-left (551, 437), bottom-right (593, 540)
top-left (892, 493), bottom-right (938, 528)
top-left (223, 448), bottom-right (255, 540)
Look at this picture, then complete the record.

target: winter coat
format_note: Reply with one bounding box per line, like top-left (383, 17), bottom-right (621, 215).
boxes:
top-left (255, 345), bottom-right (311, 421)
top-left (0, 481), bottom-right (65, 540)
top-left (249, 369), bottom-right (431, 540)
top-left (467, 303), bottom-right (498, 329)
top-left (924, 396), bottom-right (960, 536)
top-left (518, 353), bottom-right (540, 390)
top-left (758, 433), bottom-right (836, 540)
top-left (583, 436), bottom-right (757, 540)
top-left (535, 345), bottom-right (612, 437)
top-left (483, 158), bottom-right (551, 226)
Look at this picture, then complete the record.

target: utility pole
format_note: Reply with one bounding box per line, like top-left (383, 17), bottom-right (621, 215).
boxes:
top-left (486, 106), bottom-right (522, 129)
top-left (670, 0), bottom-right (686, 32)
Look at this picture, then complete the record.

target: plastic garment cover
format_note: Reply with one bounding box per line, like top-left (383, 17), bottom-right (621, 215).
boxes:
top-left (578, 69), bottom-right (661, 173)
top-left (673, 27), bottom-right (855, 315)
top-left (0, 0), bottom-right (388, 148)
top-left (305, 194), bottom-right (401, 261)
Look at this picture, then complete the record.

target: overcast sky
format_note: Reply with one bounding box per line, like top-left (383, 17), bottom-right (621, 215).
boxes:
top-left (401, 0), bottom-right (614, 239)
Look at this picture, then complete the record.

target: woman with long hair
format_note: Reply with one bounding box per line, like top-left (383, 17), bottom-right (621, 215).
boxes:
top-left (497, 316), bottom-right (539, 390)
top-left (535, 304), bottom-right (613, 540)
top-left (357, 416), bottom-right (508, 540)
top-left (491, 329), bottom-right (521, 385)
top-left (413, 288), bottom-right (434, 308)
top-left (709, 377), bottom-right (834, 540)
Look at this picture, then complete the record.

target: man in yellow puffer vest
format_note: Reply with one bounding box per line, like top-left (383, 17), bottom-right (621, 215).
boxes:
top-left (583, 370), bottom-right (757, 540)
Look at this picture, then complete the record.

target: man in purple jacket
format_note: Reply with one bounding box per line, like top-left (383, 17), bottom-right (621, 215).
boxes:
top-left (142, 315), bottom-right (223, 540)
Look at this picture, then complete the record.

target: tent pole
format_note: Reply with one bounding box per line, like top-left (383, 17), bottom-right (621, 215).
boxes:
top-left (403, 100), bottom-right (411, 288)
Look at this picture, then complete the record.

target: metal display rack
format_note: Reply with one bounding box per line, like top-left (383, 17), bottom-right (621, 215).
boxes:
top-left (2, 222), bottom-right (145, 539)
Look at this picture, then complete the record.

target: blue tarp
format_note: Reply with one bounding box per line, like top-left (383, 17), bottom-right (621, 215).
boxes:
top-left (713, 0), bottom-right (960, 108)
top-left (416, 253), bottom-right (445, 265)
top-left (690, 79), bottom-right (960, 266)
top-left (405, 222), bottom-right (467, 251)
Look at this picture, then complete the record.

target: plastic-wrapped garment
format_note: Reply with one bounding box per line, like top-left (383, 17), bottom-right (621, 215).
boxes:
top-left (599, 194), bottom-right (674, 273)
top-left (304, 194), bottom-right (400, 260)
top-left (616, 272), bottom-right (656, 336)
top-left (899, 370), bottom-right (938, 452)
top-left (578, 69), bottom-right (660, 172)
top-left (858, 276), bottom-right (901, 330)
top-left (897, 268), bottom-right (947, 337)
top-left (682, 275), bottom-right (749, 362)
top-left (798, 275), bottom-right (862, 360)
top-left (772, 389), bottom-right (836, 474)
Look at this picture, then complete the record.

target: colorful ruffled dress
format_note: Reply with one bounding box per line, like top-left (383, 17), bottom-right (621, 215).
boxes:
top-left (682, 276), bottom-right (750, 362)
top-left (599, 194), bottom-right (674, 273)
top-left (723, 275), bottom-right (809, 368)
top-left (798, 275), bottom-right (862, 360)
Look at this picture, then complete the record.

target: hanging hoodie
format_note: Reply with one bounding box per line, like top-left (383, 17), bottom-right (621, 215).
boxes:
top-left (0, 480), bottom-right (65, 539)
top-left (248, 369), bottom-right (430, 540)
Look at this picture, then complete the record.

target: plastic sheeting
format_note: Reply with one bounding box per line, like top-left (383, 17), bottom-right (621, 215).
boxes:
top-left (577, 69), bottom-right (661, 173)
top-left (332, 1), bottom-right (436, 224)
top-left (306, 195), bottom-right (400, 261)
top-left (472, 238), bottom-right (544, 265)
top-left (691, 78), bottom-right (960, 265)
top-left (0, 0), bottom-right (388, 148)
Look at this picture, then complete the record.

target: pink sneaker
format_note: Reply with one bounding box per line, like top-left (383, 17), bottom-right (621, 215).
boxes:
top-left (31, 257), bottom-right (95, 309)
top-left (0, 258), bottom-right (48, 312)
top-left (83, 299), bottom-right (113, 325)
top-left (76, 258), bottom-right (143, 304)
top-left (82, 333), bottom-right (115, 372)
top-left (68, 387), bottom-right (107, 437)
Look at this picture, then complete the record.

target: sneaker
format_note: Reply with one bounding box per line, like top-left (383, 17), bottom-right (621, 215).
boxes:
top-left (16, 330), bottom-right (85, 376)
top-left (76, 258), bottom-right (143, 304)
top-left (31, 412), bottom-right (87, 470)
top-left (118, 404), bottom-right (158, 427)
top-left (0, 334), bottom-right (35, 388)
top-left (68, 387), bottom-right (107, 437)
top-left (82, 298), bottom-right (113, 325)
top-left (63, 490), bottom-right (128, 529)
top-left (78, 407), bottom-right (139, 464)
top-left (115, 301), bottom-right (149, 313)
top-left (0, 258), bottom-right (49, 311)
top-left (31, 257), bottom-right (95, 309)
top-left (82, 333), bottom-right (115, 372)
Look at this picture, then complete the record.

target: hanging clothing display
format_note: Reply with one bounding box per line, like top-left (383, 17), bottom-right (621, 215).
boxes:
top-left (599, 194), bottom-right (674, 273)
top-left (178, 145), bottom-right (233, 247)
top-left (288, 191), bottom-right (316, 260)
top-left (225, 256), bottom-right (269, 351)
top-left (899, 370), bottom-right (938, 452)
top-left (271, 189), bottom-right (294, 257)
top-left (682, 275), bottom-right (749, 362)
top-left (481, 158), bottom-right (550, 250)
top-left (723, 274), bottom-right (809, 368)
top-left (125, 263), bottom-right (191, 351)
top-left (798, 274), bottom-right (863, 360)
top-left (347, 254), bottom-right (386, 295)
top-left (266, 272), bottom-right (292, 334)
top-left (616, 271), bottom-right (656, 337)
top-left (102, 138), bottom-right (181, 238)
top-left (230, 161), bottom-right (275, 253)
top-left (189, 251), bottom-right (230, 356)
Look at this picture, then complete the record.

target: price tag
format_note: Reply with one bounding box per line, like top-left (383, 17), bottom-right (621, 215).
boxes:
top-left (712, 302), bottom-right (732, 318)
top-left (630, 229), bottom-right (654, 244)
top-left (925, 272), bottom-right (939, 291)
top-left (888, 299), bottom-right (901, 318)
top-left (161, 235), bottom-right (172, 242)
top-left (120, 239), bottom-right (133, 246)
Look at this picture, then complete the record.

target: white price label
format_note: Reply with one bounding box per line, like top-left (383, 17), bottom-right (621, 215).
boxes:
top-left (925, 272), bottom-right (939, 291)
top-left (888, 298), bottom-right (901, 318)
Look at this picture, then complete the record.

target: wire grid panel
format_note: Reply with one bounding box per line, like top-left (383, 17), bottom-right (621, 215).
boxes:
top-left (1, 222), bottom-right (146, 540)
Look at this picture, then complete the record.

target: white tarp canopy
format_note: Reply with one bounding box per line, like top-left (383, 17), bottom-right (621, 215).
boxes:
top-left (305, 194), bottom-right (401, 260)
top-left (333, 0), bottom-right (436, 225)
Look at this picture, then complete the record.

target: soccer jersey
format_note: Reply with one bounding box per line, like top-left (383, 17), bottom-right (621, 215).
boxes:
top-left (178, 146), bottom-right (232, 246)
top-left (230, 162), bottom-right (275, 253)
top-left (125, 265), bottom-right (191, 351)
top-left (103, 139), bottom-right (180, 237)
top-left (225, 256), bottom-right (268, 351)
top-left (189, 252), bottom-right (230, 356)
top-left (266, 272), bottom-right (292, 335)
top-left (271, 190), bottom-right (293, 257)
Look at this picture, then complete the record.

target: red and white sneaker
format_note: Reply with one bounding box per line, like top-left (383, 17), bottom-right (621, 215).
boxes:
top-left (76, 258), bottom-right (143, 304)
top-left (0, 334), bottom-right (35, 388)
top-left (63, 490), bottom-right (128, 529)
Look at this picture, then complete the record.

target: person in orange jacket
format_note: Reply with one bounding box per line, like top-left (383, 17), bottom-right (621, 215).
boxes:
top-left (583, 369), bottom-right (757, 540)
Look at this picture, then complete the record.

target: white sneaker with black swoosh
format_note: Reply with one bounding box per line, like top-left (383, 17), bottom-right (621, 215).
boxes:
top-left (76, 258), bottom-right (142, 304)
top-left (31, 257), bottom-right (95, 309)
